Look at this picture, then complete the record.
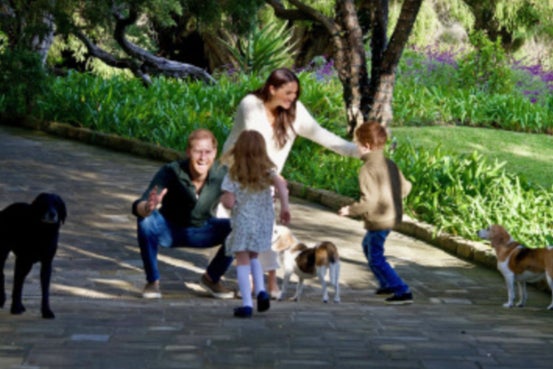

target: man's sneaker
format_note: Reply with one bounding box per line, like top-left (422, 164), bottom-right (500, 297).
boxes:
top-left (375, 287), bottom-right (395, 295)
top-left (200, 274), bottom-right (234, 299)
top-left (142, 281), bottom-right (162, 299)
top-left (385, 292), bottom-right (413, 305)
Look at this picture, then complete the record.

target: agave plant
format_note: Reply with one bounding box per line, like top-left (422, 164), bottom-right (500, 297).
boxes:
top-left (220, 20), bottom-right (297, 75)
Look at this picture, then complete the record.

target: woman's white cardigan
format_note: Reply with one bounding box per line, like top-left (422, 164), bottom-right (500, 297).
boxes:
top-left (222, 94), bottom-right (359, 173)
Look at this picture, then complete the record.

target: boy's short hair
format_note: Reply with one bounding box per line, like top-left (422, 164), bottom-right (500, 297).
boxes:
top-left (187, 128), bottom-right (218, 149)
top-left (355, 121), bottom-right (388, 150)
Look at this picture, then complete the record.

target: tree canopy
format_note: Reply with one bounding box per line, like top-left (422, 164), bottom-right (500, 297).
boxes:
top-left (2, 0), bottom-right (553, 129)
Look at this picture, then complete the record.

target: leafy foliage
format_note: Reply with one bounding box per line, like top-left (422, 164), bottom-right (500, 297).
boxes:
top-left (457, 31), bottom-right (513, 94)
top-left (392, 142), bottom-right (553, 246)
top-left (220, 20), bottom-right (297, 75)
top-left (394, 46), bottom-right (553, 133)
top-left (0, 47), bottom-right (50, 116)
top-left (494, 0), bottom-right (552, 39)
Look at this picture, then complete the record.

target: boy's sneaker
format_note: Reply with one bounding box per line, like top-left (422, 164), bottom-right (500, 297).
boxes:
top-left (200, 274), bottom-right (234, 299)
top-left (233, 306), bottom-right (253, 318)
top-left (257, 291), bottom-right (271, 312)
top-left (142, 281), bottom-right (162, 299)
top-left (385, 292), bottom-right (413, 305)
top-left (375, 287), bottom-right (395, 295)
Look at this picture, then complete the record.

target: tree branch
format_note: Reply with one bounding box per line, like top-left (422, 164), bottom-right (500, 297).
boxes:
top-left (72, 28), bottom-right (152, 86)
top-left (112, 6), bottom-right (215, 84)
top-left (266, 0), bottom-right (335, 32)
top-left (265, 0), bottom-right (313, 21)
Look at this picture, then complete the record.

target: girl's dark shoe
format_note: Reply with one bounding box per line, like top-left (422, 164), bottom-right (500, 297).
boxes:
top-left (257, 291), bottom-right (270, 312)
top-left (233, 306), bottom-right (253, 318)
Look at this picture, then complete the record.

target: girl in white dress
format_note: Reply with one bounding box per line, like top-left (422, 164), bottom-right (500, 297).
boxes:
top-left (220, 130), bottom-right (291, 318)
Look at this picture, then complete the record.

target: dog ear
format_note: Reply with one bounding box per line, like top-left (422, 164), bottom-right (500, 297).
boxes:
top-left (492, 225), bottom-right (510, 244)
top-left (272, 226), bottom-right (296, 252)
top-left (55, 195), bottom-right (67, 224)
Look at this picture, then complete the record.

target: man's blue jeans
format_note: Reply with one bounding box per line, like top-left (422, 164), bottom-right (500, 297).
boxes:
top-left (137, 210), bottom-right (233, 283)
top-left (362, 229), bottom-right (409, 294)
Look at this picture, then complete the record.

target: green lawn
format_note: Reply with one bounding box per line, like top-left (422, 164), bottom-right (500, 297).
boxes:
top-left (392, 126), bottom-right (553, 189)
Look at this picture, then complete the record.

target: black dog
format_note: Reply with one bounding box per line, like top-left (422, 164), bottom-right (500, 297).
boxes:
top-left (0, 193), bottom-right (66, 319)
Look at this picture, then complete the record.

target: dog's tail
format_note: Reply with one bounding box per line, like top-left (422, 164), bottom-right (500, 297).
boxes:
top-left (315, 241), bottom-right (339, 265)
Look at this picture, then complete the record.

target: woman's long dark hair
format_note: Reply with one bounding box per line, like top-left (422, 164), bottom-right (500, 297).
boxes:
top-left (253, 68), bottom-right (300, 148)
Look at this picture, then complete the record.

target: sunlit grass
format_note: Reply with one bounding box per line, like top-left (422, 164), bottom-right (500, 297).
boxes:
top-left (392, 126), bottom-right (553, 189)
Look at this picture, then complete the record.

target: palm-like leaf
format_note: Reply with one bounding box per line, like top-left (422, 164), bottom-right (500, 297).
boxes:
top-left (220, 21), bottom-right (297, 75)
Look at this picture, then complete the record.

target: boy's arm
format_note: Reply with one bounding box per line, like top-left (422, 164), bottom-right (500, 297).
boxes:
top-left (399, 171), bottom-right (412, 198)
top-left (344, 180), bottom-right (375, 217)
top-left (340, 198), bottom-right (373, 218)
top-left (339, 169), bottom-right (374, 217)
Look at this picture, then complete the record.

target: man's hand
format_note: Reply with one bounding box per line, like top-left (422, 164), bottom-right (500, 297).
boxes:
top-left (144, 186), bottom-right (167, 214)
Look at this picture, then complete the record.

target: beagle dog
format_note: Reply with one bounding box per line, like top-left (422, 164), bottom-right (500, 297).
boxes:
top-left (272, 226), bottom-right (340, 303)
top-left (478, 224), bottom-right (553, 310)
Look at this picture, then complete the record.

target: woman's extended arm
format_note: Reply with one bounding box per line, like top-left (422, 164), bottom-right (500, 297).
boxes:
top-left (294, 101), bottom-right (359, 158)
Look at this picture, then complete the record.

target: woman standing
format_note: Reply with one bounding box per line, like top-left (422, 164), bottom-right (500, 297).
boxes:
top-left (222, 68), bottom-right (359, 298)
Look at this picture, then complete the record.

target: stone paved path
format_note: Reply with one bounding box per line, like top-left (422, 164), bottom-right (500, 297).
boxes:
top-left (1, 125), bottom-right (552, 369)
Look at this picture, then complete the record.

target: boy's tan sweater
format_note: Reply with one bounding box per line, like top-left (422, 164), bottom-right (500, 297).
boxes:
top-left (348, 150), bottom-right (412, 231)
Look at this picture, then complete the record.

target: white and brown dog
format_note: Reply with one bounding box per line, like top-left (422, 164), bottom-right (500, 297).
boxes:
top-left (272, 225), bottom-right (340, 303)
top-left (477, 224), bottom-right (553, 310)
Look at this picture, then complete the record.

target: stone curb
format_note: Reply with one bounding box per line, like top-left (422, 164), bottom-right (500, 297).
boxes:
top-left (0, 118), bottom-right (508, 274)
top-left (287, 181), bottom-right (497, 270)
top-left (4, 117), bottom-right (183, 162)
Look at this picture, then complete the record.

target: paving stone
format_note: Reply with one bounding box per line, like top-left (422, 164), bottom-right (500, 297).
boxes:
top-left (1, 124), bottom-right (553, 369)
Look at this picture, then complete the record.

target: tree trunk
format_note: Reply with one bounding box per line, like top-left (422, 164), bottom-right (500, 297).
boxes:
top-left (0, 3), bottom-right (55, 65)
top-left (268, 0), bottom-right (422, 134)
top-left (462, 0), bottom-right (523, 52)
top-left (31, 12), bottom-right (56, 66)
top-left (71, 6), bottom-right (215, 86)
top-left (366, 72), bottom-right (395, 126)
top-left (364, 0), bottom-right (389, 129)
top-left (365, 0), bottom-right (423, 128)
top-left (333, 0), bottom-right (370, 135)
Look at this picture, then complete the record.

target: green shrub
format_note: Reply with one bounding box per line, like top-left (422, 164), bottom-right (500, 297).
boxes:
top-left (220, 20), bottom-right (296, 75)
top-left (30, 56), bottom-right (553, 247)
top-left (0, 48), bottom-right (50, 117)
top-left (392, 142), bottom-right (553, 247)
top-left (457, 31), bottom-right (514, 95)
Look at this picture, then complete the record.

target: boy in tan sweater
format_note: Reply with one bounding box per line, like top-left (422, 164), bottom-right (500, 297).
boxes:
top-left (339, 121), bottom-right (413, 304)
